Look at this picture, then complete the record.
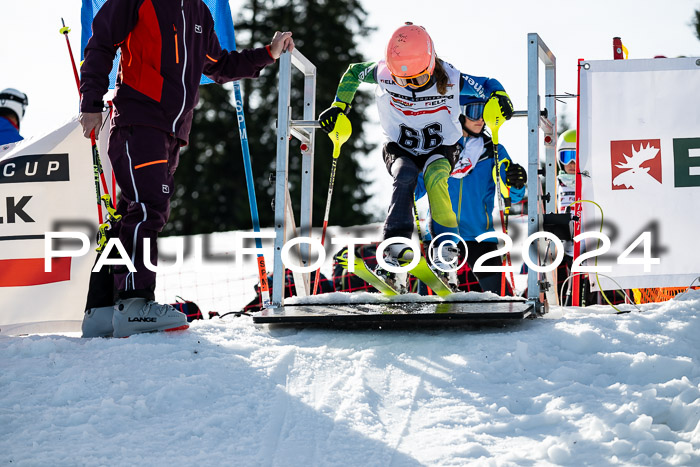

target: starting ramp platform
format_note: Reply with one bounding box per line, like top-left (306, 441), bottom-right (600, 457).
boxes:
top-left (253, 298), bottom-right (536, 328)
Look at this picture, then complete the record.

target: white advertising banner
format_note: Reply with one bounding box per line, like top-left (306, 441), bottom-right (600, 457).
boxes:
top-left (579, 57), bottom-right (700, 290)
top-left (0, 116), bottom-right (112, 334)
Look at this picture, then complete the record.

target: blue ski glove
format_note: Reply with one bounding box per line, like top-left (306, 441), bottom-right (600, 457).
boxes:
top-left (319, 101), bottom-right (351, 134)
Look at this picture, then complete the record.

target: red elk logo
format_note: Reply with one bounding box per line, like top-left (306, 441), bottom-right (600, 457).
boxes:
top-left (610, 140), bottom-right (662, 190)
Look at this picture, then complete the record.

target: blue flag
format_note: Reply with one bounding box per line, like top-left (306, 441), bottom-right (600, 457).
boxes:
top-left (80, 0), bottom-right (238, 87)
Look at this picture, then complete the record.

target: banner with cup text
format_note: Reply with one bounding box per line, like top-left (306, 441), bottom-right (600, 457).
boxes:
top-left (0, 116), bottom-right (111, 334)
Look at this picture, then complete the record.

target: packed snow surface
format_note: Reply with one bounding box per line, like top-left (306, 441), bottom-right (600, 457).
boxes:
top-left (2, 290), bottom-right (700, 465)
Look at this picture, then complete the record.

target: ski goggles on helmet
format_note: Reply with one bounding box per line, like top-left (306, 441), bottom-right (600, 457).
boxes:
top-left (464, 102), bottom-right (485, 121)
top-left (391, 69), bottom-right (431, 88)
top-left (559, 149), bottom-right (577, 165)
top-left (0, 91), bottom-right (28, 116)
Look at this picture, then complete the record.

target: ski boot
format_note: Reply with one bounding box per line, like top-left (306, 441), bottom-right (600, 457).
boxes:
top-left (373, 243), bottom-right (414, 293)
top-left (81, 306), bottom-right (115, 338)
top-left (430, 242), bottom-right (461, 291)
top-left (112, 298), bottom-right (189, 338)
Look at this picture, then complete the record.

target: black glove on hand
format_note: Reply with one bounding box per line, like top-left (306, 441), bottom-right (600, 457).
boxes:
top-left (318, 102), bottom-right (350, 134)
top-left (493, 91), bottom-right (514, 120)
top-left (506, 163), bottom-right (527, 189)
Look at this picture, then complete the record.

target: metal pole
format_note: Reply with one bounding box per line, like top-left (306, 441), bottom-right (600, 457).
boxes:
top-left (525, 33), bottom-right (557, 312)
top-left (298, 57), bottom-right (317, 290)
top-left (526, 33), bottom-right (541, 306)
top-left (272, 51), bottom-right (293, 307)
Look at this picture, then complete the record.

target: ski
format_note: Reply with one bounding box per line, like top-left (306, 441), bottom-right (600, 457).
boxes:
top-left (335, 248), bottom-right (456, 297)
top-left (407, 257), bottom-right (454, 297)
top-left (336, 250), bottom-right (400, 296)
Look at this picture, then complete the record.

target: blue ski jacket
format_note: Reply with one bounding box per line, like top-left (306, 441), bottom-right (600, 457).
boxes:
top-left (416, 134), bottom-right (525, 243)
top-left (0, 116), bottom-right (22, 145)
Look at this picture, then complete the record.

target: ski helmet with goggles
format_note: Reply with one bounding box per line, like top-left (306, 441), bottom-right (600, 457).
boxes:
top-left (458, 97), bottom-right (487, 137)
top-left (556, 129), bottom-right (577, 171)
top-left (385, 23), bottom-right (436, 88)
top-left (0, 88), bottom-right (28, 125)
top-left (462, 97), bottom-right (486, 121)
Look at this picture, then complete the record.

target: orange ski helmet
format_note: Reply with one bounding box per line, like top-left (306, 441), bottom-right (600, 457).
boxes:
top-left (385, 22), bottom-right (436, 85)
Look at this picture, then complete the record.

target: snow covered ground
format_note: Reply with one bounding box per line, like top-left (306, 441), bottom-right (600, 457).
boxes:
top-left (2, 289), bottom-right (700, 465)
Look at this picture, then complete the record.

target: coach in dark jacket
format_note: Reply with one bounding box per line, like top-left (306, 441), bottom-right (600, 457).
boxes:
top-left (78, 0), bottom-right (293, 338)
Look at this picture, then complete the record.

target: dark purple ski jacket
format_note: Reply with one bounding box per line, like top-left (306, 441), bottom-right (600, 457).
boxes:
top-left (80, 0), bottom-right (274, 144)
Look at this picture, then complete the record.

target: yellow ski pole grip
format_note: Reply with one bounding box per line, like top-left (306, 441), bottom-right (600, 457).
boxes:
top-left (492, 159), bottom-right (511, 199)
top-left (101, 194), bottom-right (121, 222)
top-left (483, 96), bottom-right (505, 145)
top-left (329, 113), bottom-right (352, 159)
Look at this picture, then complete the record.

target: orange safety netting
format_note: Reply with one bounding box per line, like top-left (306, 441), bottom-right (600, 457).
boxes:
top-left (632, 287), bottom-right (699, 304)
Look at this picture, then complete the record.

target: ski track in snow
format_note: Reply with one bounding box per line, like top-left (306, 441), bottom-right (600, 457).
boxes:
top-left (2, 291), bottom-right (700, 465)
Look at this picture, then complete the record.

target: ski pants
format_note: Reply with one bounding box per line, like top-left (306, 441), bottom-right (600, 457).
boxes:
top-left (464, 240), bottom-right (513, 296)
top-left (107, 125), bottom-right (179, 299)
top-left (382, 142), bottom-right (461, 243)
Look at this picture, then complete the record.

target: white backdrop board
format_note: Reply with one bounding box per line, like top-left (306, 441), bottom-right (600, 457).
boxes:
top-left (578, 57), bottom-right (700, 290)
top-left (0, 116), bottom-right (111, 334)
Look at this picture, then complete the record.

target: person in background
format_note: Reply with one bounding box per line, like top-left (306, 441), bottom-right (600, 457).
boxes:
top-left (318, 22), bottom-right (512, 291)
top-left (416, 98), bottom-right (526, 295)
top-left (555, 129), bottom-right (629, 306)
top-left (555, 129), bottom-right (583, 304)
top-left (0, 88), bottom-right (28, 145)
top-left (78, 0), bottom-right (294, 338)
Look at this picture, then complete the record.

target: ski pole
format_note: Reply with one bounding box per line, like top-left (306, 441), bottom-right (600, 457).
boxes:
top-left (413, 196), bottom-right (432, 295)
top-left (229, 23), bottom-right (294, 307)
top-left (232, 80), bottom-right (271, 308)
top-left (484, 97), bottom-right (515, 296)
top-left (484, 97), bottom-right (511, 227)
top-left (60, 18), bottom-right (115, 234)
top-left (313, 113), bottom-right (352, 295)
top-left (412, 196), bottom-right (427, 258)
top-left (493, 159), bottom-right (516, 295)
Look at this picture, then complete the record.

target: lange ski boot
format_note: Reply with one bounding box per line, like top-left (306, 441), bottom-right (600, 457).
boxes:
top-left (81, 306), bottom-right (115, 338)
top-left (429, 242), bottom-right (461, 291)
top-left (373, 243), bottom-right (413, 294)
top-left (112, 298), bottom-right (189, 338)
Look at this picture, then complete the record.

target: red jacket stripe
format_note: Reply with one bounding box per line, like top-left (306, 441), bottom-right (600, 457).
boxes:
top-left (120, 0), bottom-right (163, 102)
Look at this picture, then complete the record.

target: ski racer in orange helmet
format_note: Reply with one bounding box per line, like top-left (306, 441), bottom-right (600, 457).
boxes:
top-left (318, 22), bottom-right (514, 290)
top-left (385, 23), bottom-right (436, 89)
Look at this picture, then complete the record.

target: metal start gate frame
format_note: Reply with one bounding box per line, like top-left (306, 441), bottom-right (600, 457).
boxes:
top-left (271, 49), bottom-right (317, 306)
top-left (525, 33), bottom-right (557, 313)
top-left (267, 34), bottom-right (558, 318)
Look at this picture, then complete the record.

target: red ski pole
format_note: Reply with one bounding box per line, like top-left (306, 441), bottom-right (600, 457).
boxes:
top-left (484, 97), bottom-right (515, 296)
top-left (312, 156), bottom-right (338, 295)
top-left (312, 113), bottom-right (352, 295)
top-left (59, 18), bottom-right (114, 227)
